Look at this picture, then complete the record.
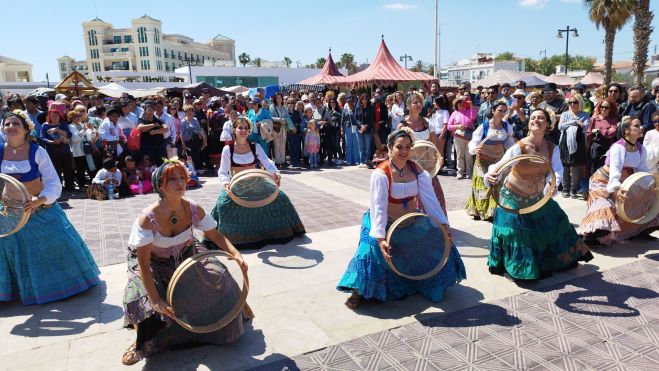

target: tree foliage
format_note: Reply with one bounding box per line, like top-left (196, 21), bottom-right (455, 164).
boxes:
top-left (495, 52), bottom-right (516, 61)
top-left (283, 57), bottom-right (292, 68)
top-left (238, 52), bottom-right (250, 67)
top-left (337, 53), bottom-right (358, 74)
top-left (315, 58), bottom-right (327, 69)
top-left (523, 54), bottom-right (596, 76)
top-left (251, 57), bottom-right (263, 67)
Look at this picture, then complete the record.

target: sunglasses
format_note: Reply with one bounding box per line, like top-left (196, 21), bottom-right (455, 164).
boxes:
top-left (569, 101), bottom-right (579, 105)
top-left (601, 106), bottom-right (611, 110)
top-left (608, 89), bottom-right (619, 93)
top-left (653, 120), bottom-right (659, 124)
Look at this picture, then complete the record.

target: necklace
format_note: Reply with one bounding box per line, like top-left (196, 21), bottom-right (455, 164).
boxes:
top-left (6, 142), bottom-right (27, 155)
top-left (160, 201), bottom-right (181, 225)
top-left (623, 136), bottom-right (636, 149)
top-left (391, 160), bottom-right (406, 177)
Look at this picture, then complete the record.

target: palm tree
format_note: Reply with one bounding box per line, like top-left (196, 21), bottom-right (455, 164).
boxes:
top-left (315, 57), bottom-right (326, 69)
top-left (238, 52), bottom-right (250, 67)
top-left (585, 0), bottom-right (636, 85)
top-left (283, 57), bottom-right (292, 68)
top-left (632, 0), bottom-right (654, 86)
top-left (340, 53), bottom-right (357, 74)
top-left (252, 57), bottom-right (263, 67)
top-left (411, 60), bottom-right (424, 72)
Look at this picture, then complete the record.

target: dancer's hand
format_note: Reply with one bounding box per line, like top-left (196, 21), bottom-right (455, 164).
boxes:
top-left (24, 196), bottom-right (46, 214)
top-left (230, 253), bottom-right (248, 273)
top-left (486, 173), bottom-right (499, 186)
top-left (152, 297), bottom-right (175, 319)
top-left (273, 173), bottom-right (281, 187)
top-left (378, 239), bottom-right (391, 262)
top-left (616, 189), bottom-right (627, 202)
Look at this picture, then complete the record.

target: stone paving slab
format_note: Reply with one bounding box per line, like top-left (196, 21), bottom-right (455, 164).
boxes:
top-left (259, 255), bottom-right (659, 371)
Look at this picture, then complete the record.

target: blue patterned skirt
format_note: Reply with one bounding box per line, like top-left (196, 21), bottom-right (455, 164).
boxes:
top-left (0, 204), bottom-right (100, 305)
top-left (337, 210), bottom-right (466, 303)
top-left (211, 189), bottom-right (306, 249)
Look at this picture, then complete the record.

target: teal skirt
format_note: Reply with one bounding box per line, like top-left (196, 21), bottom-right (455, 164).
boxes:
top-left (211, 189), bottom-right (305, 249)
top-left (337, 210), bottom-right (466, 302)
top-left (0, 204), bottom-right (100, 305)
top-left (488, 187), bottom-right (593, 280)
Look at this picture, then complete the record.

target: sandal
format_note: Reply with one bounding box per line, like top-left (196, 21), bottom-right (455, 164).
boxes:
top-left (345, 291), bottom-right (361, 310)
top-left (122, 342), bottom-right (141, 366)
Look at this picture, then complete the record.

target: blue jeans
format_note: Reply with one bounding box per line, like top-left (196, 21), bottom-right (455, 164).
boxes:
top-left (287, 131), bottom-right (302, 166)
top-left (357, 131), bottom-right (373, 164)
top-left (344, 129), bottom-right (360, 165)
top-left (309, 152), bottom-right (318, 167)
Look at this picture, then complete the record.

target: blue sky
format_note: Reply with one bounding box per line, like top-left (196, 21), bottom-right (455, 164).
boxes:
top-left (2, 0), bottom-right (657, 82)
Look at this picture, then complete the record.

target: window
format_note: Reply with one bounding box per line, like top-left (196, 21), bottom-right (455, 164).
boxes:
top-left (114, 36), bottom-right (121, 44)
top-left (171, 50), bottom-right (175, 59)
top-left (121, 47), bottom-right (129, 52)
top-left (124, 35), bottom-right (132, 43)
top-left (164, 49), bottom-right (169, 58)
top-left (184, 52), bottom-right (188, 60)
top-left (87, 30), bottom-right (97, 46)
top-left (178, 51), bottom-right (181, 60)
top-left (165, 61), bottom-right (169, 71)
top-left (90, 49), bottom-right (99, 59)
top-left (60, 62), bottom-right (66, 72)
top-left (137, 27), bottom-right (147, 43)
top-left (154, 28), bottom-right (160, 44)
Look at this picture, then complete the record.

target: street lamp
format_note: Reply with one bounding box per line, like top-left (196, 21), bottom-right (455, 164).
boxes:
top-left (556, 26), bottom-right (578, 75)
top-left (399, 54), bottom-right (413, 69)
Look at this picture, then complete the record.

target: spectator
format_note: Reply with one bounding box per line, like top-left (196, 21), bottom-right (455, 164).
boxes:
top-left (99, 106), bottom-right (126, 159)
top-left (288, 100), bottom-right (304, 167)
top-left (355, 94), bottom-right (374, 168)
top-left (155, 100), bottom-right (176, 159)
top-left (571, 83), bottom-right (594, 115)
top-left (621, 85), bottom-right (657, 135)
top-left (89, 158), bottom-right (121, 200)
top-left (587, 98), bottom-right (619, 174)
top-left (643, 111), bottom-right (659, 173)
top-left (429, 95), bottom-right (451, 164)
top-left (607, 83), bottom-right (626, 114)
top-left (390, 91), bottom-right (406, 130)
top-left (559, 93), bottom-right (589, 199)
top-left (207, 100), bottom-right (227, 171)
top-left (137, 104), bottom-right (168, 166)
top-left (180, 104), bottom-right (205, 170)
top-left (23, 96), bottom-right (43, 138)
top-left (312, 96), bottom-right (332, 166)
top-left (500, 83), bottom-right (513, 106)
top-left (118, 100), bottom-right (138, 138)
top-left (305, 120), bottom-right (321, 168)
top-left (423, 82), bottom-right (440, 118)
top-left (68, 110), bottom-right (94, 189)
top-left (40, 105), bottom-right (75, 192)
top-left (505, 89), bottom-right (529, 140)
top-left (448, 94), bottom-right (477, 179)
top-left (341, 97), bottom-right (360, 166)
top-left (372, 91), bottom-right (390, 151)
top-left (539, 83), bottom-right (568, 145)
top-left (87, 95), bottom-right (104, 118)
top-left (477, 85), bottom-right (499, 127)
top-left (246, 97), bottom-right (273, 155)
top-left (270, 92), bottom-right (291, 168)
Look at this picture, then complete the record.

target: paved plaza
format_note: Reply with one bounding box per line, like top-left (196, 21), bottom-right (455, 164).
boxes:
top-left (1, 166), bottom-right (658, 370)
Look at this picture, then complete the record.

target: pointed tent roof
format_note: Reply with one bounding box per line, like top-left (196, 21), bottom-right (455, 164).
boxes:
top-left (340, 38), bottom-right (438, 87)
top-left (545, 74), bottom-right (575, 87)
top-left (579, 72), bottom-right (604, 87)
top-left (212, 33), bottom-right (234, 41)
top-left (54, 70), bottom-right (97, 96)
top-left (474, 70), bottom-right (547, 88)
top-left (299, 50), bottom-right (345, 85)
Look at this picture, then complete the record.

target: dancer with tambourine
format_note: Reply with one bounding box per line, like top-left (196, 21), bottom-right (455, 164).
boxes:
top-left (122, 159), bottom-right (251, 365)
top-left (578, 117), bottom-right (659, 247)
top-left (338, 128), bottom-right (466, 309)
top-left (485, 109), bottom-right (593, 281)
top-left (466, 102), bottom-right (514, 221)
top-left (0, 111), bottom-right (100, 305)
top-left (212, 117), bottom-right (305, 249)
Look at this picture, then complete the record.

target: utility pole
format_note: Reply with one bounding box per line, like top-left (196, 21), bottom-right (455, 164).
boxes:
top-left (539, 50), bottom-right (547, 59)
top-left (46, 73), bottom-right (50, 88)
top-left (400, 54), bottom-right (413, 69)
top-left (556, 26), bottom-right (578, 74)
top-left (434, 0), bottom-right (438, 78)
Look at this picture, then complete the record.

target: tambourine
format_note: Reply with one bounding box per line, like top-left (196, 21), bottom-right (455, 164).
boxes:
top-left (476, 131), bottom-right (508, 173)
top-left (410, 140), bottom-right (442, 176)
top-left (167, 250), bottom-right (249, 333)
top-left (616, 172), bottom-right (659, 224)
top-left (385, 212), bottom-right (451, 280)
top-left (0, 174), bottom-right (31, 238)
top-left (228, 169), bottom-right (280, 208)
top-left (489, 154), bottom-right (556, 215)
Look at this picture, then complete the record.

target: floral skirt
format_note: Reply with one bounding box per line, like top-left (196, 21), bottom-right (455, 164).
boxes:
top-left (211, 189), bottom-right (306, 249)
top-left (0, 204), bottom-right (100, 305)
top-left (337, 210), bottom-right (466, 302)
top-left (577, 169), bottom-right (659, 245)
top-left (465, 158), bottom-right (498, 220)
top-left (488, 187), bottom-right (593, 280)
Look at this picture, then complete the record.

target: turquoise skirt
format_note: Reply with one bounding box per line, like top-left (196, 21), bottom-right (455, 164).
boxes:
top-left (0, 204), bottom-right (100, 305)
top-left (488, 187), bottom-right (593, 280)
top-left (337, 210), bottom-right (466, 303)
top-left (211, 189), bottom-right (305, 249)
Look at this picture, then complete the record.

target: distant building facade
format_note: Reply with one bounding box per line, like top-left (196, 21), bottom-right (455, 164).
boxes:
top-left (57, 56), bottom-right (91, 80)
top-left (446, 53), bottom-right (524, 85)
top-left (0, 55), bottom-right (32, 82)
top-left (81, 15), bottom-right (235, 82)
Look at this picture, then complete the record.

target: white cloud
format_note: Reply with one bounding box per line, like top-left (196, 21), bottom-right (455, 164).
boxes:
top-left (518, 0), bottom-right (550, 9)
top-left (383, 3), bottom-right (418, 10)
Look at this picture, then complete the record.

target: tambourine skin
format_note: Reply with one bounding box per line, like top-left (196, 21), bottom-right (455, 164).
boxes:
top-left (166, 250), bottom-right (249, 334)
top-left (489, 155), bottom-right (556, 215)
top-left (0, 174), bottom-right (31, 238)
top-left (228, 169), bottom-right (280, 208)
top-left (616, 172), bottom-right (659, 224)
top-left (410, 140), bottom-right (442, 176)
top-left (384, 212), bottom-right (452, 281)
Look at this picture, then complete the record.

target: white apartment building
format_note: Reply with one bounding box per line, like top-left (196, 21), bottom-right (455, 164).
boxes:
top-left (81, 15), bottom-right (235, 82)
top-left (57, 56), bottom-right (91, 80)
top-left (446, 53), bottom-right (524, 85)
top-left (0, 55), bottom-right (32, 83)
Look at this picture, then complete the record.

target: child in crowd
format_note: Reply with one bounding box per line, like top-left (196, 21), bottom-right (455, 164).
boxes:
top-left (302, 106), bottom-right (314, 164)
top-left (139, 155), bottom-right (156, 185)
top-left (88, 158), bottom-right (122, 200)
top-left (179, 152), bottom-right (200, 188)
top-left (372, 144), bottom-right (389, 165)
top-left (122, 156), bottom-right (153, 195)
top-left (305, 120), bottom-right (320, 168)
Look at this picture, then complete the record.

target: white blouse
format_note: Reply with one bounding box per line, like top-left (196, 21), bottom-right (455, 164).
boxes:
top-left (467, 125), bottom-right (515, 155)
top-left (127, 212), bottom-right (216, 248)
top-left (369, 169), bottom-right (449, 239)
top-left (429, 109), bottom-right (449, 135)
top-left (217, 144), bottom-right (279, 187)
top-left (484, 144), bottom-right (563, 189)
top-left (606, 144), bottom-right (649, 193)
top-left (1, 146), bottom-right (62, 204)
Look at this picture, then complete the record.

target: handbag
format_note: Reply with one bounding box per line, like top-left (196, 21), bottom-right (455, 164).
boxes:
top-left (127, 127), bottom-right (141, 152)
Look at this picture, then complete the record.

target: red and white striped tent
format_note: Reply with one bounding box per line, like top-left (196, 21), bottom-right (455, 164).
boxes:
top-left (299, 50), bottom-right (346, 85)
top-left (339, 39), bottom-right (438, 87)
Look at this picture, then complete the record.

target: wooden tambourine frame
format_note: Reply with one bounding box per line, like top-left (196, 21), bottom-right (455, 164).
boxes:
top-left (410, 140), bottom-right (442, 176)
top-left (385, 212), bottom-right (451, 281)
top-left (616, 172), bottom-right (659, 224)
top-left (228, 169), bottom-right (280, 208)
top-left (0, 173), bottom-right (31, 238)
top-left (166, 250), bottom-right (249, 334)
top-left (475, 132), bottom-right (507, 173)
top-left (490, 155), bottom-right (557, 215)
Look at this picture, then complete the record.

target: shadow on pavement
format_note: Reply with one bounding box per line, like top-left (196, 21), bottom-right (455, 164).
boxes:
top-left (450, 228), bottom-right (491, 257)
top-left (417, 302), bottom-right (522, 329)
top-left (256, 240), bottom-right (324, 270)
top-left (587, 237), bottom-right (659, 258)
top-left (7, 281), bottom-right (123, 337)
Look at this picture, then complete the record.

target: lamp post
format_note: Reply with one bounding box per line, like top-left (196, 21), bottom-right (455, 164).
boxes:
top-left (400, 54), bottom-right (413, 69)
top-left (556, 26), bottom-right (578, 75)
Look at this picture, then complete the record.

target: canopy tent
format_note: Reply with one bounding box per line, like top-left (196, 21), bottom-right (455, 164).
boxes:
top-left (223, 85), bottom-right (250, 94)
top-left (339, 38), bottom-right (438, 87)
top-left (280, 83), bottom-right (326, 93)
top-left (167, 82), bottom-right (234, 98)
top-left (545, 74), bottom-right (575, 87)
top-left (97, 82), bottom-right (166, 98)
top-left (26, 87), bottom-right (55, 98)
top-left (473, 70), bottom-right (547, 88)
top-left (579, 72), bottom-right (604, 87)
top-left (54, 71), bottom-right (97, 96)
top-left (298, 50), bottom-right (345, 85)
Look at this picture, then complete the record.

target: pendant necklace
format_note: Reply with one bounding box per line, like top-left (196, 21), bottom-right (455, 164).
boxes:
top-left (161, 201), bottom-right (180, 225)
top-left (7, 142), bottom-right (27, 155)
top-left (391, 161), bottom-right (405, 177)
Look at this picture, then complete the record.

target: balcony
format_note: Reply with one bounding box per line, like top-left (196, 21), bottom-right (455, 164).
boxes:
top-left (103, 51), bottom-right (132, 59)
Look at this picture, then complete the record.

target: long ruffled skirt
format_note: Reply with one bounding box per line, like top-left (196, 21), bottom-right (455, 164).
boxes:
top-left (0, 204), bottom-right (100, 305)
top-left (337, 210), bottom-right (466, 302)
top-left (577, 169), bottom-right (659, 245)
top-left (211, 189), bottom-right (306, 249)
top-left (488, 188), bottom-right (593, 280)
top-left (465, 158), bottom-right (498, 220)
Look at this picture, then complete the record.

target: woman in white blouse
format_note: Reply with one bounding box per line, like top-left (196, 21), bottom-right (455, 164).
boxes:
top-left (0, 110), bottom-right (99, 305)
top-left (121, 159), bottom-right (250, 365)
top-left (485, 108), bottom-right (593, 281)
top-left (337, 128), bottom-right (466, 309)
top-left (211, 117), bottom-right (305, 249)
top-left (578, 116), bottom-right (659, 246)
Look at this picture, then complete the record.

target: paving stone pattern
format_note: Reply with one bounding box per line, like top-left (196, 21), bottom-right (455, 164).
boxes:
top-left (256, 255), bottom-right (659, 370)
